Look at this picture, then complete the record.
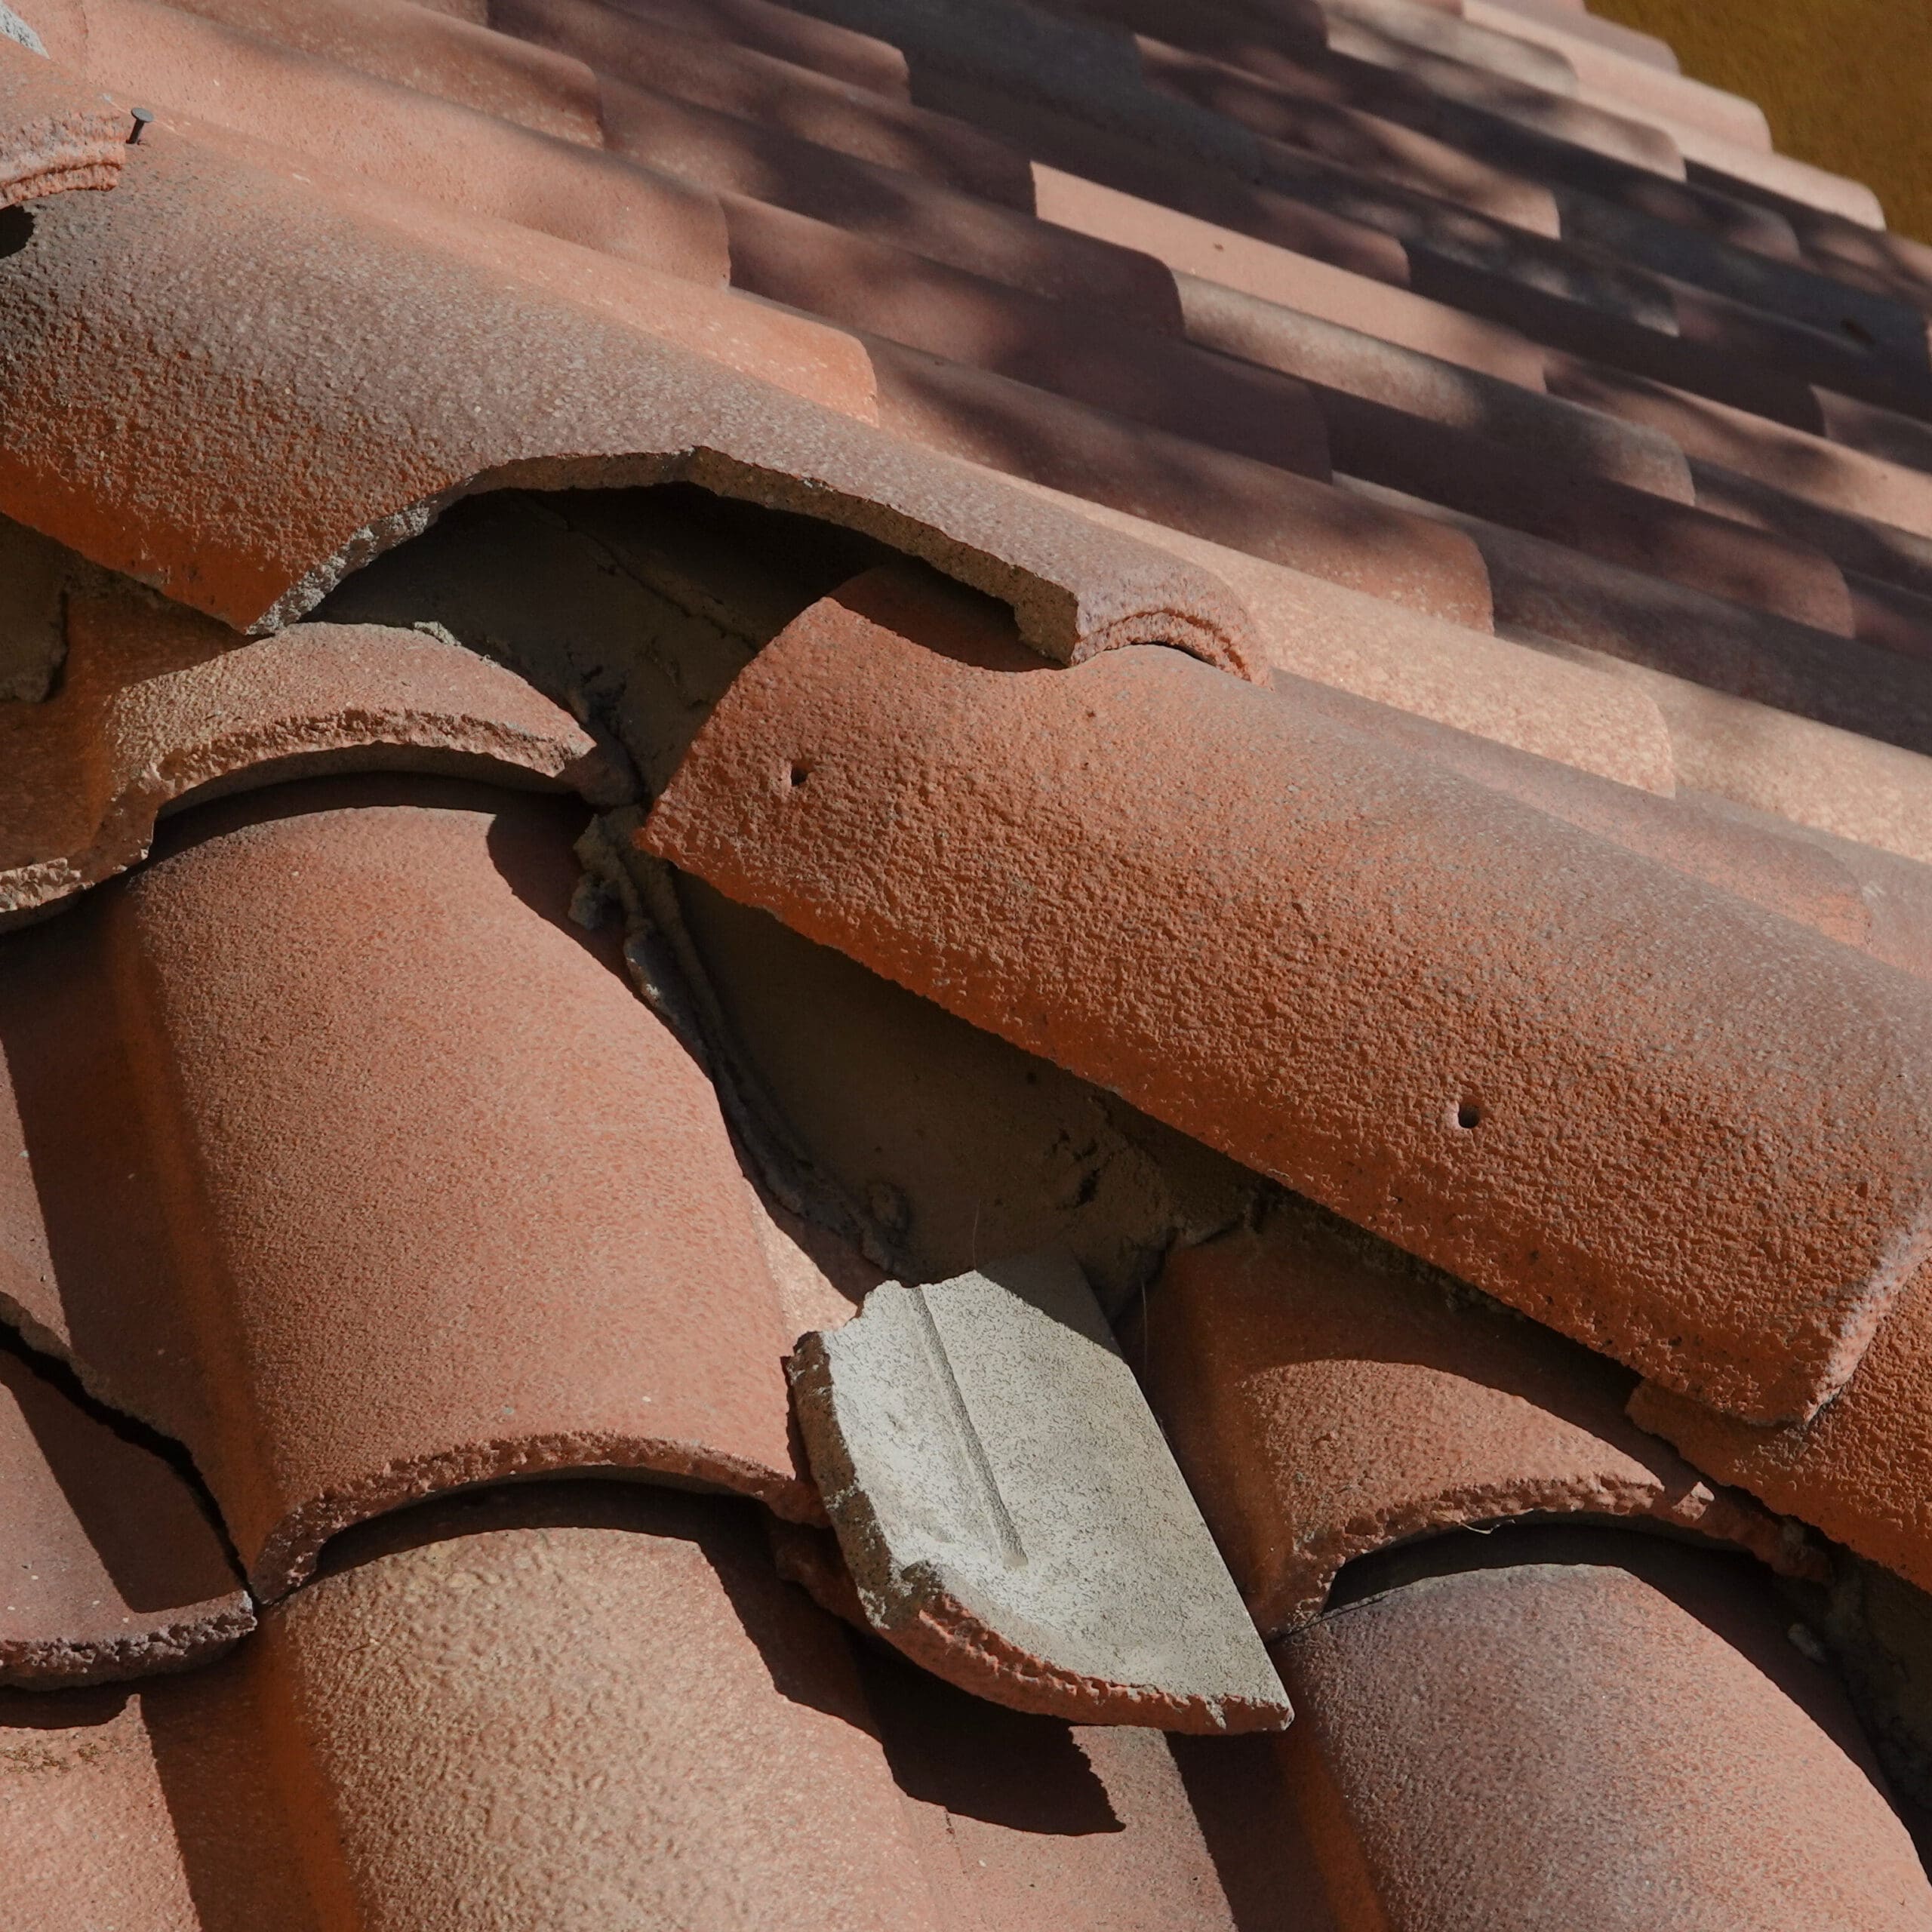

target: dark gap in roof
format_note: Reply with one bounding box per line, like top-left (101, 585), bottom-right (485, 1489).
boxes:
top-left (0, 205), bottom-right (32, 262)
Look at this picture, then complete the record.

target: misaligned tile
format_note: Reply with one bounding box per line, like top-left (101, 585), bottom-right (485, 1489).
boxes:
top-left (642, 563), bottom-right (1932, 1425)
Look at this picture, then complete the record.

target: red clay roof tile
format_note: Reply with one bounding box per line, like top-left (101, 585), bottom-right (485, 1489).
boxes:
top-left (1139, 1216), bottom-right (1809, 1634)
top-left (1033, 162), bottom-right (1551, 384)
top-left (0, 30), bottom-right (122, 205)
top-left (718, 192), bottom-right (1332, 475)
top-left (80, 0), bottom-right (731, 275)
top-left (0, 137), bottom-right (1258, 668)
top-left (0, 589), bottom-right (618, 921)
top-left (154, 0), bottom-right (609, 145)
top-left (1003, 478), bottom-right (1676, 786)
top-left (1630, 1265), bottom-right (1932, 1601)
top-left (642, 564), bottom-right (1932, 1424)
top-left (1277, 1549), bottom-right (1932, 1930)
top-left (0, 1346), bottom-right (251, 1684)
top-left (0, 780), bottom-right (820, 1596)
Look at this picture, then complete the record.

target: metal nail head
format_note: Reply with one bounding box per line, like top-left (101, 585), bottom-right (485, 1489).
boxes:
top-left (128, 106), bottom-right (154, 145)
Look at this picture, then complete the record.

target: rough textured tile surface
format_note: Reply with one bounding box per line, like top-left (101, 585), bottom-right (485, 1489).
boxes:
top-left (0, 31), bottom-right (123, 205)
top-left (644, 565), bottom-right (1932, 1426)
top-left (0, 1347), bottom-right (251, 1685)
top-left (0, 778), bottom-right (819, 1597)
top-left (1630, 1261), bottom-right (1932, 1598)
top-left (0, 587), bottom-right (619, 921)
top-left (1138, 1214), bottom-right (1809, 1633)
top-left (1277, 1552), bottom-right (1932, 1930)
top-left (0, 138), bottom-right (1260, 673)
top-left (790, 1251), bottom-right (1291, 1731)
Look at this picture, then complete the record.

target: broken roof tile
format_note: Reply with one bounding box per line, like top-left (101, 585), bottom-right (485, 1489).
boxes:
top-left (0, 1344), bottom-right (251, 1686)
top-left (0, 778), bottom-right (821, 1596)
top-left (0, 586), bottom-right (620, 921)
top-left (789, 1251), bottom-right (1292, 1732)
top-left (1138, 1214), bottom-right (1810, 1634)
top-left (642, 564), bottom-right (1932, 1426)
top-left (0, 29), bottom-right (122, 205)
top-left (0, 137), bottom-right (1259, 669)
top-left (1278, 1549), bottom-right (1932, 1930)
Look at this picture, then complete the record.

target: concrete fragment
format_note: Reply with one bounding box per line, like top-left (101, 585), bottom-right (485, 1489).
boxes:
top-left (789, 1251), bottom-right (1292, 1733)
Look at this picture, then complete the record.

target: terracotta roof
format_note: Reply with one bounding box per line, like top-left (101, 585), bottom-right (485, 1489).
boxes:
top-left (5, 0), bottom-right (1932, 1917)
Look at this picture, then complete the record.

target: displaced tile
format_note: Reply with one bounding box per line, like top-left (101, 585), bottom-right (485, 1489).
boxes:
top-left (1138, 1214), bottom-right (1810, 1634)
top-left (1631, 1261), bottom-right (1932, 1601)
top-left (643, 565), bottom-right (1932, 1425)
top-left (1278, 1549), bottom-right (1932, 1931)
top-left (0, 587), bottom-right (620, 921)
top-left (0, 137), bottom-right (1260, 672)
top-left (0, 31), bottom-right (122, 208)
top-left (789, 1251), bottom-right (1292, 1731)
top-left (0, 778), bottom-right (820, 1595)
top-left (0, 1346), bottom-right (251, 1684)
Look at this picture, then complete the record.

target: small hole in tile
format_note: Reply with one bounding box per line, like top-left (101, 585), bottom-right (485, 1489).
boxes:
top-left (0, 206), bottom-right (33, 262)
top-left (1454, 1100), bottom-right (1481, 1131)
top-left (787, 761), bottom-right (810, 789)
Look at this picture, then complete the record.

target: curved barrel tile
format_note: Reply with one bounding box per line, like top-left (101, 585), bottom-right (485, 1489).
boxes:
top-left (0, 137), bottom-right (1261, 675)
top-left (1139, 1217), bottom-right (1809, 1634)
top-left (0, 29), bottom-right (122, 205)
top-left (0, 1347), bottom-right (251, 1685)
top-left (0, 589), bottom-right (620, 920)
top-left (642, 565), bottom-right (1932, 1425)
top-left (0, 777), bottom-right (822, 1597)
top-left (1277, 1554), bottom-right (1932, 1931)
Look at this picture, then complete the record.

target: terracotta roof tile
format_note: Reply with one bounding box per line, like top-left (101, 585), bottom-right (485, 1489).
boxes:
top-left (1277, 1546), bottom-right (1932, 1930)
top-left (0, 137), bottom-right (1257, 666)
top-left (718, 192), bottom-right (1332, 474)
top-left (864, 338), bottom-right (1497, 627)
top-left (505, 0), bottom-right (915, 97)
top-left (0, 779), bottom-right (820, 1596)
top-left (1267, 665), bottom-right (1932, 963)
top-left (0, 30), bottom-right (122, 205)
top-left (152, 0), bottom-right (609, 144)
top-left (641, 565), bottom-right (1932, 1424)
top-left (1139, 1214), bottom-right (1810, 1634)
top-left (1032, 161), bottom-right (1550, 384)
top-left (1000, 475), bottom-right (1677, 786)
top-left (1630, 1266), bottom-right (1932, 1601)
top-left (80, 0), bottom-right (731, 274)
top-left (2, 0), bottom-right (1930, 1906)
top-left (0, 1345), bottom-right (251, 1684)
top-left (0, 586), bottom-right (618, 920)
